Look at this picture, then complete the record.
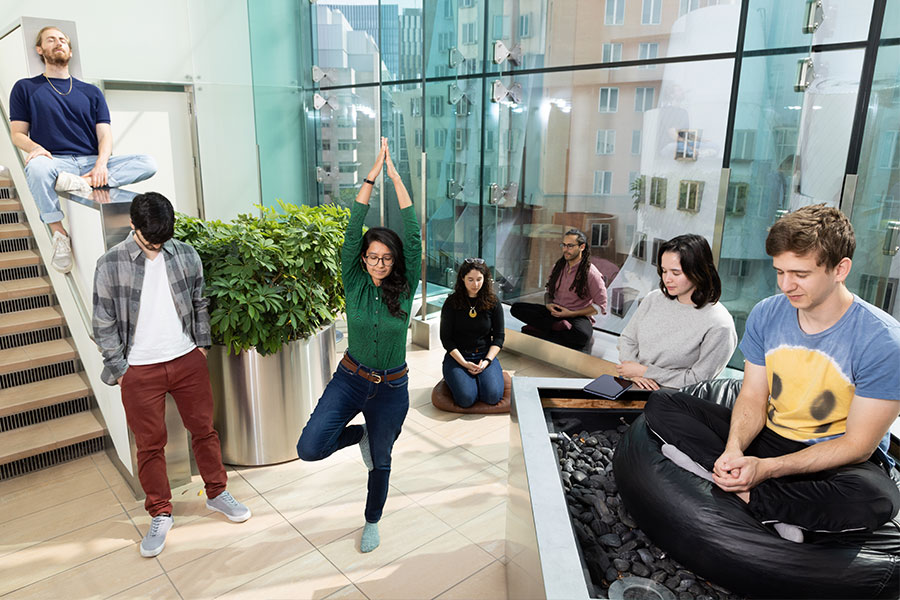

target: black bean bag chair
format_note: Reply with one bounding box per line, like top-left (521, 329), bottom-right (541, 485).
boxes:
top-left (613, 378), bottom-right (900, 599)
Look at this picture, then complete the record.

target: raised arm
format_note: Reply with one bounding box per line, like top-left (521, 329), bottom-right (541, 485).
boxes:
top-left (385, 141), bottom-right (420, 290)
top-left (341, 140), bottom-right (387, 283)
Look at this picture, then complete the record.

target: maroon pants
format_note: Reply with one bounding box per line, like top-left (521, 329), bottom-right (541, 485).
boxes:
top-left (121, 348), bottom-right (227, 516)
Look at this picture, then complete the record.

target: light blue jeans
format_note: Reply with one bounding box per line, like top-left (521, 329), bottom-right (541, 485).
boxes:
top-left (24, 154), bottom-right (157, 223)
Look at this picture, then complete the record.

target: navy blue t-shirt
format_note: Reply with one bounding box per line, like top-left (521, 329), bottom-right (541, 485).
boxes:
top-left (9, 75), bottom-right (110, 156)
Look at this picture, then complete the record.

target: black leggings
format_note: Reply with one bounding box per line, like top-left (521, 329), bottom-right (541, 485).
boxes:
top-left (643, 389), bottom-right (900, 533)
top-left (510, 302), bottom-right (593, 350)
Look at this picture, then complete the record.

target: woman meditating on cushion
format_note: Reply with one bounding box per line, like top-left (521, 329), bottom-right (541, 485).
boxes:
top-left (616, 234), bottom-right (737, 390)
top-left (440, 259), bottom-right (505, 407)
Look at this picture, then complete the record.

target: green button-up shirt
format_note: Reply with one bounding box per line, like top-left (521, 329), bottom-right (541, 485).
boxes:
top-left (342, 201), bottom-right (421, 370)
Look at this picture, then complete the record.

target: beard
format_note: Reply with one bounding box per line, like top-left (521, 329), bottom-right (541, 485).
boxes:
top-left (43, 49), bottom-right (71, 68)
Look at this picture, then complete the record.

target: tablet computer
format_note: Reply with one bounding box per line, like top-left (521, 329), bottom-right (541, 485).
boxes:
top-left (583, 374), bottom-right (634, 400)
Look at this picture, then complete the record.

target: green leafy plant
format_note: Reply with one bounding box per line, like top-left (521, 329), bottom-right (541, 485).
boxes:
top-left (174, 201), bottom-right (350, 356)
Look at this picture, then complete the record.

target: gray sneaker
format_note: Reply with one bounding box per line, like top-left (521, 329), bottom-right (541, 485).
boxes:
top-left (50, 231), bottom-right (73, 273)
top-left (206, 490), bottom-right (252, 522)
top-left (140, 514), bottom-right (173, 557)
top-left (359, 424), bottom-right (374, 471)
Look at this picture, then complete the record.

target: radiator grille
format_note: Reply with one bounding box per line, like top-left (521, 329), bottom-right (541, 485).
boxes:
top-left (0, 212), bottom-right (22, 225)
top-left (0, 265), bottom-right (42, 281)
top-left (0, 396), bottom-right (92, 433)
top-left (0, 294), bottom-right (51, 314)
top-left (0, 437), bottom-right (105, 481)
top-left (1, 360), bottom-right (76, 389)
top-left (0, 187), bottom-right (16, 199)
top-left (0, 326), bottom-right (64, 351)
top-left (0, 238), bottom-right (30, 253)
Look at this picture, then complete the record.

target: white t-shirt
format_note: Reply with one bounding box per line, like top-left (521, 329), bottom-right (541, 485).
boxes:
top-left (127, 253), bottom-right (197, 365)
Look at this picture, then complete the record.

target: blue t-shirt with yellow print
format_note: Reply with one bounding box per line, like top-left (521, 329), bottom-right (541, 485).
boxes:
top-left (740, 293), bottom-right (900, 466)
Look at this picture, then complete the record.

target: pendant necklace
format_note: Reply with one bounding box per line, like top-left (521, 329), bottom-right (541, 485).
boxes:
top-left (44, 74), bottom-right (73, 96)
top-left (467, 299), bottom-right (477, 318)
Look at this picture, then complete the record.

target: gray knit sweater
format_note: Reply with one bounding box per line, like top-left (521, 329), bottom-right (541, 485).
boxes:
top-left (617, 289), bottom-right (738, 388)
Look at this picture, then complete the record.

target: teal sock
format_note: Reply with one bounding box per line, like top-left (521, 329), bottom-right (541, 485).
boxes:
top-left (360, 521), bottom-right (380, 553)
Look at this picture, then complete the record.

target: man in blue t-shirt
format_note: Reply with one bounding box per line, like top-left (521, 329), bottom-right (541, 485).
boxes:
top-left (644, 204), bottom-right (900, 542)
top-left (9, 26), bottom-right (157, 273)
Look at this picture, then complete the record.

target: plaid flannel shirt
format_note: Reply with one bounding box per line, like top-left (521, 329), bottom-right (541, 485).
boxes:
top-left (92, 232), bottom-right (211, 385)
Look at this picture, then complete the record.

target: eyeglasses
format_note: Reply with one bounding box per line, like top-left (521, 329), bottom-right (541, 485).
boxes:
top-left (364, 254), bottom-right (394, 266)
top-left (464, 258), bottom-right (485, 265)
top-left (559, 243), bottom-right (581, 250)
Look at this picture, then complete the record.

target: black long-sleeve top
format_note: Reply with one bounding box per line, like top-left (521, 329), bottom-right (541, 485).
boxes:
top-left (440, 297), bottom-right (505, 353)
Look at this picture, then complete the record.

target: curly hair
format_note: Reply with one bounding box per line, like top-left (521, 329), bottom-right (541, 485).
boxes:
top-left (546, 229), bottom-right (592, 300)
top-left (449, 261), bottom-right (498, 311)
top-left (657, 234), bottom-right (721, 309)
top-left (361, 227), bottom-right (409, 319)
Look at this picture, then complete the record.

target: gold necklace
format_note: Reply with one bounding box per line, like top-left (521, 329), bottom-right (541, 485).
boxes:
top-left (44, 74), bottom-right (72, 96)
top-left (468, 299), bottom-right (477, 318)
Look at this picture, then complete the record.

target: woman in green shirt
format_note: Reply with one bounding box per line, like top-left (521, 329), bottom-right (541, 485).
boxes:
top-left (297, 138), bottom-right (420, 553)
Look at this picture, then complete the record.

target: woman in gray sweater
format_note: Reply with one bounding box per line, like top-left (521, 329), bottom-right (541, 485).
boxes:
top-left (616, 234), bottom-right (737, 390)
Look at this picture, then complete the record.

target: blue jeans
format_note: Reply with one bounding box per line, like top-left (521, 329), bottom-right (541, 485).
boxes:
top-left (296, 353), bottom-right (409, 523)
top-left (24, 154), bottom-right (157, 223)
top-left (442, 351), bottom-right (504, 408)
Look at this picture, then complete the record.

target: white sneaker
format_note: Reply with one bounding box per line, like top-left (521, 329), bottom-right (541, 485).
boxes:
top-left (50, 231), bottom-right (73, 273)
top-left (54, 172), bottom-right (92, 194)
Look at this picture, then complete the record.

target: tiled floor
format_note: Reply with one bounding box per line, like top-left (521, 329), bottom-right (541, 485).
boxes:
top-left (0, 343), bottom-right (578, 599)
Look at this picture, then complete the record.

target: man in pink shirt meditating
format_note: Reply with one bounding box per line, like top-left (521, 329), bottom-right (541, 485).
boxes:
top-left (511, 228), bottom-right (608, 351)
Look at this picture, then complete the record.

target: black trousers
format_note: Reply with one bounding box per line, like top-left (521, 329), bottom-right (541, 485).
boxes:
top-left (643, 389), bottom-right (900, 533)
top-left (510, 302), bottom-right (593, 350)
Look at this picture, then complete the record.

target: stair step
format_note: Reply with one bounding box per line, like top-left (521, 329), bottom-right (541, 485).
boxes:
top-left (0, 198), bottom-right (22, 212)
top-left (0, 277), bottom-right (52, 301)
top-left (0, 250), bottom-right (40, 270)
top-left (0, 411), bottom-right (105, 465)
top-left (0, 373), bottom-right (90, 418)
top-left (0, 306), bottom-right (63, 336)
top-left (0, 338), bottom-right (77, 376)
top-left (0, 223), bottom-right (30, 239)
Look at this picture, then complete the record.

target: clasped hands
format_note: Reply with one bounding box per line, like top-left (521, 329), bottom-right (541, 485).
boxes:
top-left (366, 137), bottom-right (400, 183)
top-left (546, 302), bottom-right (575, 319)
top-left (712, 449), bottom-right (768, 496)
top-left (463, 360), bottom-right (490, 375)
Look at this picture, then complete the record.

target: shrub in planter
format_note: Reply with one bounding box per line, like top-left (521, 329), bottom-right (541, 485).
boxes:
top-left (174, 201), bottom-right (350, 355)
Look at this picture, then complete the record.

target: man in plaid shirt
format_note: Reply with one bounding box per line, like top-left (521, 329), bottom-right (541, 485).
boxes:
top-left (92, 191), bottom-right (250, 558)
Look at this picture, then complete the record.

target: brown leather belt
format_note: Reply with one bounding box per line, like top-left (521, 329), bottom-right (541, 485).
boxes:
top-left (341, 353), bottom-right (408, 384)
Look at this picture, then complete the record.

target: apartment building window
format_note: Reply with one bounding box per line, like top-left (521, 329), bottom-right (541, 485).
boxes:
top-left (605, 0), bottom-right (625, 25)
top-left (679, 0), bottom-right (700, 16)
top-left (678, 180), bottom-right (704, 212)
top-left (455, 96), bottom-right (471, 117)
top-left (635, 87), bottom-right (655, 112)
top-left (485, 130), bottom-right (495, 151)
top-left (631, 130), bottom-right (642, 155)
top-left (642, 0), bottom-right (662, 24)
top-left (438, 32), bottom-right (452, 52)
top-left (602, 43), bottom-right (622, 64)
top-left (726, 182), bottom-right (749, 215)
top-left (593, 170), bottom-right (613, 195)
top-left (519, 14), bottom-right (532, 37)
top-left (429, 96), bottom-right (444, 117)
top-left (598, 87), bottom-right (619, 113)
top-left (411, 97), bottom-right (422, 116)
top-left (649, 177), bottom-right (666, 207)
top-left (675, 129), bottom-right (699, 160)
top-left (632, 233), bottom-right (648, 260)
top-left (732, 129), bottom-right (756, 161)
top-left (773, 126), bottom-right (799, 164)
top-left (596, 130), bottom-right (616, 155)
top-left (435, 129), bottom-right (448, 147)
top-left (859, 274), bottom-right (898, 313)
top-left (321, 139), bottom-right (331, 151)
top-left (465, 58), bottom-right (478, 74)
top-left (638, 42), bottom-right (658, 67)
top-left (877, 130), bottom-right (900, 169)
top-left (493, 15), bottom-right (509, 38)
top-left (462, 22), bottom-right (477, 44)
top-left (443, 1), bottom-right (454, 19)
top-left (727, 259), bottom-right (751, 278)
top-left (414, 128), bottom-right (423, 148)
top-left (455, 129), bottom-right (468, 151)
top-left (461, 0), bottom-right (474, 7)
top-left (650, 237), bottom-right (665, 266)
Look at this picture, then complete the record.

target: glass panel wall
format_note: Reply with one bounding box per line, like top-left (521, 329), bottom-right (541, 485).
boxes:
top-left (248, 0), bottom-right (899, 364)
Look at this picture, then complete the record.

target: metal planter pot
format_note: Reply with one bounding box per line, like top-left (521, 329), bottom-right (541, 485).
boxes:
top-left (207, 323), bottom-right (337, 466)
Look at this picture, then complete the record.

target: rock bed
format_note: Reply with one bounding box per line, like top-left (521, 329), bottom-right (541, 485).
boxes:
top-left (553, 417), bottom-right (741, 600)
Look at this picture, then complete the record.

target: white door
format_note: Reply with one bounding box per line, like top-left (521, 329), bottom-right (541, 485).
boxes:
top-left (104, 86), bottom-right (201, 217)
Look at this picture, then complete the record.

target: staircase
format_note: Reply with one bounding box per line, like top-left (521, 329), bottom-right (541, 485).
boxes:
top-left (0, 179), bottom-right (106, 480)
